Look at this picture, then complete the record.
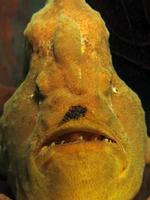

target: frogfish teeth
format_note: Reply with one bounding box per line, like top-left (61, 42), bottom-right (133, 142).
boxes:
top-left (0, 0), bottom-right (149, 200)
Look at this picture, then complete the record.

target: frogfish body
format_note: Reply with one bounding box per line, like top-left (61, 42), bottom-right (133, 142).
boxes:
top-left (0, 0), bottom-right (150, 199)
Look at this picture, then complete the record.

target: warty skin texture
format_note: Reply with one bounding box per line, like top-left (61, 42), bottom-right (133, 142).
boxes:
top-left (0, 0), bottom-right (150, 199)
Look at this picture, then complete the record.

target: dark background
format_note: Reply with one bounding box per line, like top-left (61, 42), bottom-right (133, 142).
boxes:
top-left (0, 0), bottom-right (150, 199)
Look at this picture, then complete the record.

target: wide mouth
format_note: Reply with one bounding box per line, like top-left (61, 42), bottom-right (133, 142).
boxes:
top-left (41, 129), bottom-right (117, 148)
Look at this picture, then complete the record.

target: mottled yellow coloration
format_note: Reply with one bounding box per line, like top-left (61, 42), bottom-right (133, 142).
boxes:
top-left (0, 0), bottom-right (149, 199)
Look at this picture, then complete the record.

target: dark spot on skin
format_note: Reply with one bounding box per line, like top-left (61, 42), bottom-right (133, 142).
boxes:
top-left (61, 105), bottom-right (87, 123)
top-left (33, 85), bottom-right (46, 104)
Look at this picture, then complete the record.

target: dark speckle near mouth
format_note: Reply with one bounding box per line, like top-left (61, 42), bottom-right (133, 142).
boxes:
top-left (61, 105), bottom-right (87, 124)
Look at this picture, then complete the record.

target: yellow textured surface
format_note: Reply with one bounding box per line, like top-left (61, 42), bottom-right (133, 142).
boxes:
top-left (0, 0), bottom-right (148, 199)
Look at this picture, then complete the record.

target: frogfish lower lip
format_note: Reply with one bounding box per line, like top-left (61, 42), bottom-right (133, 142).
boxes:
top-left (41, 130), bottom-right (116, 148)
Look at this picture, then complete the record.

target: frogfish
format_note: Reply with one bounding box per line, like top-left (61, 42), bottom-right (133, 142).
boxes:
top-left (0, 0), bottom-right (150, 199)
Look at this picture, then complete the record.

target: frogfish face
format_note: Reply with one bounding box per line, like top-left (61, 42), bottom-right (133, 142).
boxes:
top-left (0, 0), bottom-right (148, 199)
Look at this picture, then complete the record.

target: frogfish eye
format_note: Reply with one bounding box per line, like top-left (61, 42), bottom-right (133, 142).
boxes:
top-left (33, 85), bottom-right (46, 104)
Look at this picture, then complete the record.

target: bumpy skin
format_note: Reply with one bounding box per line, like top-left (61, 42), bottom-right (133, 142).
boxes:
top-left (0, 0), bottom-right (148, 199)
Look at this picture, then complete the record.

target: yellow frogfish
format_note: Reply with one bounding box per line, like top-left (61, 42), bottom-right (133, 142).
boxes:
top-left (0, 0), bottom-right (150, 199)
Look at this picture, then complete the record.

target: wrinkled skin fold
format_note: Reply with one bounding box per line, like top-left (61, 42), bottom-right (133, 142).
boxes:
top-left (0, 0), bottom-right (150, 199)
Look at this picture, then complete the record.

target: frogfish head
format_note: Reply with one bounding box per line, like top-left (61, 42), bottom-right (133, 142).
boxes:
top-left (0, 0), bottom-right (149, 199)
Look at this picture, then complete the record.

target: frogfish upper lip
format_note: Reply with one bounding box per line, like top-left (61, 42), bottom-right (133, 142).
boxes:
top-left (40, 127), bottom-right (117, 148)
